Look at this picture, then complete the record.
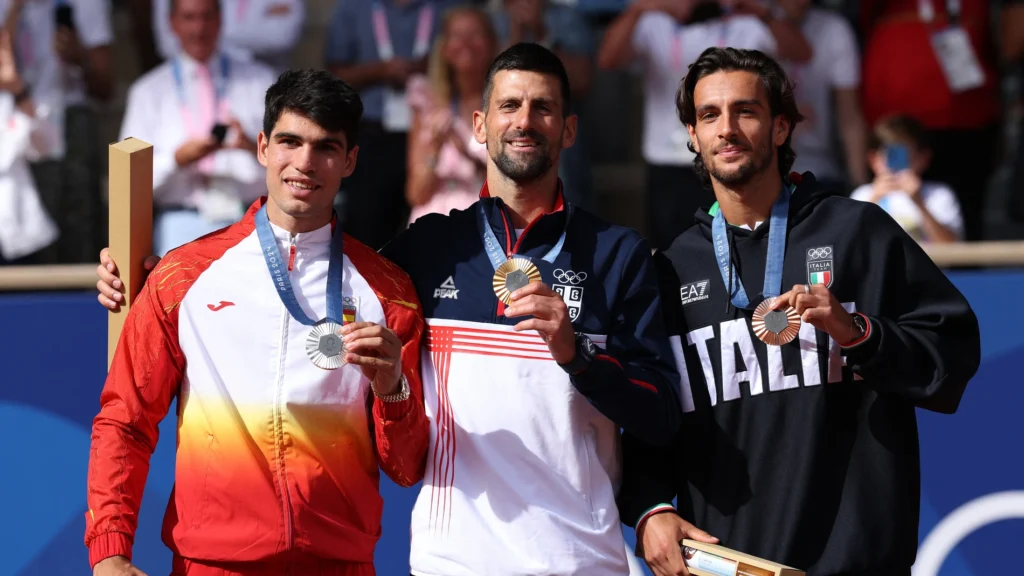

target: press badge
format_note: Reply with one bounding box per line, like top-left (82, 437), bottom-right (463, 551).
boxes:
top-left (382, 88), bottom-right (412, 132)
top-left (930, 27), bottom-right (985, 93)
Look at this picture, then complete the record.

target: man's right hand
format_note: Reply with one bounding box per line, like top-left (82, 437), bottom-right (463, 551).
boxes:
top-left (93, 555), bottom-right (148, 576)
top-left (97, 247), bottom-right (161, 311)
top-left (639, 512), bottom-right (719, 576)
top-left (174, 137), bottom-right (220, 167)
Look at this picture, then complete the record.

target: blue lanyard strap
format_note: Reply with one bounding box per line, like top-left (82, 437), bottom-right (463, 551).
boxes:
top-left (477, 203), bottom-right (567, 272)
top-left (255, 205), bottom-right (345, 325)
top-left (171, 54), bottom-right (231, 106)
top-left (711, 184), bottom-right (792, 310)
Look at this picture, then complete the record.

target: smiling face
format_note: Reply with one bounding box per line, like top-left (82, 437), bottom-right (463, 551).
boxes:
top-left (474, 69), bottom-right (576, 184)
top-left (171, 0), bottom-right (221, 63)
top-left (686, 70), bottom-right (789, 188)
top-left (442, 11), bottom-right (495, 77)
top-left (257, 110), bottom-right (358, 230)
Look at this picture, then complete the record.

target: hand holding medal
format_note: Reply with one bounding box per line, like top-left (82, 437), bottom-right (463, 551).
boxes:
top-left (503, 280), bottom-right (577, 364)
top-left (770, 283), bottom-right (862, 346)
top-left (341, 322), bottom-right (405, 396)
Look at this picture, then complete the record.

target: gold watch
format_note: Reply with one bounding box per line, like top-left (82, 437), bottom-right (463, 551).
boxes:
top-left (374, 375), bottom-right (410, 403)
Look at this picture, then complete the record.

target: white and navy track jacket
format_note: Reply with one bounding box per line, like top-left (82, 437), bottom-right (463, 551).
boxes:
top-left (380, 186), bottom-right (680, 576)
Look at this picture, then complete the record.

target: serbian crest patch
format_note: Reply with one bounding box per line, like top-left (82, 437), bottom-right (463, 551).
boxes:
top-left (806, 246), bottom-right (834, 288)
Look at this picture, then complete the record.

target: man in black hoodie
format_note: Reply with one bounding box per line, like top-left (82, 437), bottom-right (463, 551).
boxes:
top-left (619, 47), bottom-right (981, 576)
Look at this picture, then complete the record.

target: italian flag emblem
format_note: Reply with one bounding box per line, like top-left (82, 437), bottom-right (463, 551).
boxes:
top-left (809, 271), bottom-right (830, 285)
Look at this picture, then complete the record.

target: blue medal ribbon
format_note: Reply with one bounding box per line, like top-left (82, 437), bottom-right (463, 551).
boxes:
top-left (477, 203), bottom-right (567, 273)
top-left (711, 184), bottom-right (793, 309)
top-left (255, 204), bottom-right (345, 325)
top-left (171, 54), bottom-right (231, 106)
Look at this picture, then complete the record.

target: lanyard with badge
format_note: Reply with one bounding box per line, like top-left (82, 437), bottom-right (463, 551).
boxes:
top-left (478, 204), bottom-right (567, 306)
top-left (172, 55), bottom-right (246, 222)
top-left (669, 20), bottom-right (730, 159)
top-left (255, 204), bottom-right (349, 370)
top-left (920, 0), bottom-right (985, 93)
top-left (372, 2), bottom-right (433, 132)
top-left (711, 183), bottom-right (801, 346)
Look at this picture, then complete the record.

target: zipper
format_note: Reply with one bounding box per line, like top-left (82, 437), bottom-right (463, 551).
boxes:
top-left (272, 233), bottom-right (296, 548)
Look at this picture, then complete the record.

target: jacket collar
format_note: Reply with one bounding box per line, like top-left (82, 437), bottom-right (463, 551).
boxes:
top-left (476, 180), bottom-right (570, 258)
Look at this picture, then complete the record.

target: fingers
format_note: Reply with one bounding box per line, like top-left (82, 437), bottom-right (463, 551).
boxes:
top-left (96, 279), bottom-right (122, 309)
top-left (503, 298), bottom-right (560, 320)
top-left (683, 524), bottom-right (720, 544)
top-left (344, 352), bottom-right (395, 370)
top-left (512, 318), bottom-right (559, 336)
top-left (143, 255), bottom-right (161, 271)
top-left (100, 247), bottom-right (118, 275)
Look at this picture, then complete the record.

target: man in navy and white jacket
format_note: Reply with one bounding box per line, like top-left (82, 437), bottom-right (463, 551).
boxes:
top-left (378, 42), bottom-right (680, 576)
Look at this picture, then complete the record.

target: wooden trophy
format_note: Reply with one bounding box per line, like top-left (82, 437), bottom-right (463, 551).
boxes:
top-left (107, 137), bottom-right (153, 368)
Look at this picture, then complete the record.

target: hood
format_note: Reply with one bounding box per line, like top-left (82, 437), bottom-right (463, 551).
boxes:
top-left (692, 172), bottom-right (845, 243)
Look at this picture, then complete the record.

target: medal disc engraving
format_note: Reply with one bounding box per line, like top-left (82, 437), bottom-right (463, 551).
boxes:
top-left (752, 297), bottom-right (801, 346)
top-left (492, 257), bottom-right (543, 305)
top-left (306, 320), bottom-right (347, 370)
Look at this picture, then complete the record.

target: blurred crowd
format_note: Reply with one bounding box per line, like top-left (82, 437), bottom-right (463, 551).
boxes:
top-left (1, 0), bottom-right (1023, 264)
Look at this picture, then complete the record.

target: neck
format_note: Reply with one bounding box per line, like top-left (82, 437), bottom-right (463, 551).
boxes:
top-left (713, 169), bottom-right (784, 229)
top-left (266, 199), bottom-right (333, 235)
top-left (486, 169), bottom-right (560, 228)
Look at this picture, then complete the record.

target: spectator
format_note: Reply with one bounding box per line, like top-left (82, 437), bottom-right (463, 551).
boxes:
top-left (860, 0), bottom-right (1006, 241)
top-left (152, 0), bottom-right (305, 73)
top-left (597, 0), bottom-right (812, 250)
top-left (405, 5), bottom-right (494, 224)
top-left (1004, 0), bottom-right (1024, 225)
top-left (2, 0), bottom-right (114, 264)
top-left (775, 0), bottom-right (868, 192)
top-left (490, 0), bottom-right (597, 210)
top-left (119, 0), bottom-right (275, 256)
top-left (326, 0), bottom-right (452, 250)
top-left (0, 27), bottom-right (59, 264)
top-left (851, 114), bottom-right (964, 244)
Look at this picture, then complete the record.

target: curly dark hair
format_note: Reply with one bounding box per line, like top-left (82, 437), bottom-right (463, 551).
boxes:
top-left (677, 47), bottom-right (803, 186)
top-left (263, 69), bottom-right (364, 148)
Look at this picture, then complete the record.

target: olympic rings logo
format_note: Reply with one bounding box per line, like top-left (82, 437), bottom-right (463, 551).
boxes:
top-left (553, 269), bottom-right (587, 285)
top-left (807, 247), bottom-right (833, 259)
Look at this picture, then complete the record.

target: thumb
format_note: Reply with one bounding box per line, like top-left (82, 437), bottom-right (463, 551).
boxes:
top-left (684, 525), bottom-right (719, 544)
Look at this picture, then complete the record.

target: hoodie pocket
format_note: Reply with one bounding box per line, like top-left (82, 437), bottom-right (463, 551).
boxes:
top-left (581, 429), bottom-right (600, 529)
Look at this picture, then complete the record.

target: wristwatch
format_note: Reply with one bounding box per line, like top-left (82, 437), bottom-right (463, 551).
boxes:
top-left (374, 374), bottom-right (410, 403)
top-left (843, 313), bottom-right (869, 346)
top-left (559, 333), bottom-right (598, 375)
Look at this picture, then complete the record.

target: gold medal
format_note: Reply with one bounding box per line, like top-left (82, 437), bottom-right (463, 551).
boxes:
top-left (492, 257), bottom-right (542, 305)
top-left (752, 297), bottom-right (800, 346)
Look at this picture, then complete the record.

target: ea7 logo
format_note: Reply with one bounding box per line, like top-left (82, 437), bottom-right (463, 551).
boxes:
top-left (433, 276), bottom-right (459, 299)
top-left (680, 280), bottom-right (710, 306)
top-left (806, 245), bottom-right (834, 288)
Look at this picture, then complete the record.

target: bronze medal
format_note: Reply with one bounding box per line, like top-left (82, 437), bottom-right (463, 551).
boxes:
top-left (492, 257), bottom-right (542, 305)
top-left (752, 297), bottom-right (801, 346)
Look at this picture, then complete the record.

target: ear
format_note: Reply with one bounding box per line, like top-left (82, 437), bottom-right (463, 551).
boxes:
top-left (257, 131), bottom-right (269, 168)
top-left (561, 114), bottom-right (578, 149)
top-left (473, 110), bottom-right (486, 145)
top-left (686, 123), bottom-right (700, 154)
top-left (343, 145), bottom-right (359, 178)
top-left (773, 115), bottom-right (790, 148)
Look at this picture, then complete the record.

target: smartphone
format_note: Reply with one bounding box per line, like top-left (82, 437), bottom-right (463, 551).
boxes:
top-left (211, 123), bottom-right (228, 144)
top-left (885, 144), bottom-right (910, 173)
top-left (55, 4), bottom-right (75, 31)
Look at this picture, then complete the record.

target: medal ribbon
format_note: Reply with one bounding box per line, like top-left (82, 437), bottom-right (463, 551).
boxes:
top-left (478, 203), bottom-right (567, 273)
top-left (371, 3), bottom-right (434, 62)
top-left (711, 184), bottom-right (792, 310)
top-left (171, 55), bottom-right (231, 136)
top-left (255, 204), bottom-right (345, 325)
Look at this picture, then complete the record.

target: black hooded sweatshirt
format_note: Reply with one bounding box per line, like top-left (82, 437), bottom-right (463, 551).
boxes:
top-left (618, 173), bottom-right (981, 575)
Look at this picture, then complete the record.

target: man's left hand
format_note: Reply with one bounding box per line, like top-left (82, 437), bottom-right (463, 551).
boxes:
top-left (54, 27), bottom-right (85, 67)
top-left (504, 281), bottom-right (575, 364)
top-left (342, 322), bottom-right (404, 395)
top-left (772, 283), bottom-right (861, 345)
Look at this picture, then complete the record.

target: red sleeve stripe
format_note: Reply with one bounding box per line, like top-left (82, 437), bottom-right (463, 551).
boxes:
top-left (841, 313), bottom-right (872, 348)
top-left (595, 354), bottom-right (622, 368)
top-left (630, 379), bottom-right (658, 393)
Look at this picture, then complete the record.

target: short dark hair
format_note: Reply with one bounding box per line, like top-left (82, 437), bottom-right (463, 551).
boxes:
top-left (868, 114), bottom-right (931, 152)
top-left (677, 47), bottom-right (804, 184)
top-left (483, 42), bottom-right (572, 117)
top-left (169, 0), bottom-right (221, 16)
top-left (263, 69), bottom-right (364, 147)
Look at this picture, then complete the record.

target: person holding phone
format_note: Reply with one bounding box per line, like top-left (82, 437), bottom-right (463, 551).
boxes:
top-left (119, 0), bottom-right (275, 256)
top-left (851, 115), bottom-right (964, 244)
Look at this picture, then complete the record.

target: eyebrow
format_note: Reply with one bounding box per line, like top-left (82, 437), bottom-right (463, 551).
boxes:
top-left (273, 132), bottom-right (345, 148)
top-left (499, 96), bottom-right (557, 108)
top-left (695, 99), bottom-right (765, 115)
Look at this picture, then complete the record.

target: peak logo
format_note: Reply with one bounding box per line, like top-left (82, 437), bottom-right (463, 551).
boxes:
top-left (434, 276), bottom-right (459, 300)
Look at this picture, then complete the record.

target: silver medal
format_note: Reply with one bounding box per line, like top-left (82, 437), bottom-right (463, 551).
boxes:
top-left (306, 320), bottom-right (347, 370)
